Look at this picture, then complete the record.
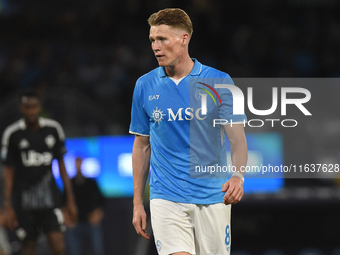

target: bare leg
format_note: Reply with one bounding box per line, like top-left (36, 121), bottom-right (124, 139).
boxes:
top-left (47, 232), bottom-right (65, 255)
top-left (22, 241), bottom-right (37, 255)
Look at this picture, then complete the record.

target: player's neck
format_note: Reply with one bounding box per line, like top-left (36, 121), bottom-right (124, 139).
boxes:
top-left (165, 55), bottom-right (194, 79)
top-left (25, 120), bottom-right (40, 130)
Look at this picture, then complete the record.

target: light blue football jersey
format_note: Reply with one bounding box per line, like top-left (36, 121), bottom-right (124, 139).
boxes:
top-left (129, 59), bottom-right (247, 204)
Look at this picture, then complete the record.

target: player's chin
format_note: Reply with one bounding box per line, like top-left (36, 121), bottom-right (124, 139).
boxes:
top-left (157, 61), bottom-right (167, 67)
top-left (156, 58), bottom-right (168, 67)
top-left (26, 116), bottom-right (39, 124)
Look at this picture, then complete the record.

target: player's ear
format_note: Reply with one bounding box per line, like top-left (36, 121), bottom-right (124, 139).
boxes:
top-left (182, 33), bottom-right (190, 46)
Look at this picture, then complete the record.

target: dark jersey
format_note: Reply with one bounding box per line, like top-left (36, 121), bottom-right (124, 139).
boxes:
top-left (1, 117), bottom-right (67, 210)
top-left (70, 177), bottom-right (105, 222)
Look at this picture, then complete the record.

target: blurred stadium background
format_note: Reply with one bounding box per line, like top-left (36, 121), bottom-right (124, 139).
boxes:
top-left (1, 0), bottom-right (340, 254)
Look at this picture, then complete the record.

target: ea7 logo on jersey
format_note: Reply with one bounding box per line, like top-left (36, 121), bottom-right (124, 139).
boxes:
top-left (21, 150), bottom-right (53, 167)
top-left (149, 95), bottom-right (160, 101)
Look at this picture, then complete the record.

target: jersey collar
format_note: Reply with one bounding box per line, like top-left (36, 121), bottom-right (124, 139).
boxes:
top-left (19, 117), bottom-right (46, 130)
top-left (158, 58), bottom-right (203, 78)
top-left (18, 119), bottom-right (26, 129)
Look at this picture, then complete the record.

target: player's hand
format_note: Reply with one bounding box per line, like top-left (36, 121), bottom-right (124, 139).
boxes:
top-left (88, 208), bottom-right (104, 225)
top-left (65, 199), bottom-right (78, 225)
top-left (4, 205), bottom-right (18, 230)
top-left (222, 177), bottom-right (244, 205)
top-left (62, 208), bottom-right (75, 227)
top-left (132, 204), bottom-right (150, 240)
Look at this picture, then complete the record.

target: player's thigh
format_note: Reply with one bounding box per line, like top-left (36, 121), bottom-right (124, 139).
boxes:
top-left (195, 203), bottom-right (231, 255)
top-left (15, 209), bottom-right (39, 242)
top-left (21, 241), bottom-right (37, 255)
top-left (46, 231), bottom-right (64, 253)
top-left (40, 208), bottom-right (65, 252)
top-left (40, 208), bottom-right (65, 235)
top-left (150, 199), bottom-right (195, 255)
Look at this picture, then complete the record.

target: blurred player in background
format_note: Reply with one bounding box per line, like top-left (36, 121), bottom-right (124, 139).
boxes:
top-left (1, 90), bottom-right (77, 255)
top-left (64, 156), bottom-right (105, 255)
top-left (130, 8), bottom-right (247, 255)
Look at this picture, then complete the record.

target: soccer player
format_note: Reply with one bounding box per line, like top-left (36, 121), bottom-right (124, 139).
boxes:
top-left (130, 8), bottom-right (248, 255)
top-left (1, 90), bottom-right (77, 255)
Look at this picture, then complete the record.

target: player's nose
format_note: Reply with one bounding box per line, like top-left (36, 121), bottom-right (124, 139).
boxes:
top-left (152, 41), bottom-right (161, 51)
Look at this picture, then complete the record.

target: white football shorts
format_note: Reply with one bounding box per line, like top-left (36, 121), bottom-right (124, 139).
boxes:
top-left (150, 198), bottom-right (231, 255)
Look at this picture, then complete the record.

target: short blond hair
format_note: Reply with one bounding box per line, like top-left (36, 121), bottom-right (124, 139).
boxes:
top-left (148, 8), bottom-right (193, 38)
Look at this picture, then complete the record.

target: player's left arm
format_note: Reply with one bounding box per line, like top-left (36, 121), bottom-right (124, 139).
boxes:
top-left (58, 158), bottom-right (77, 223)
top-left (52, 121), bottom-right (78, 223)
top-left (222, 124), bottom-right (248, 205)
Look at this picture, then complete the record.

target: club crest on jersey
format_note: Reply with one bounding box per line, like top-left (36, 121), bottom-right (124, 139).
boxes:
top-left (156, 240), bottom-right (162, 252)
top-left (151, 107), bottom-right (166, 124)
top-left (195, 90), bottom-right (206, 101)
top-left (149, 95), bottom-right (160, 101)
top-left (19, 139), bottom-right (30, 149)
top-left (45, 135), bottom-right (56, 149)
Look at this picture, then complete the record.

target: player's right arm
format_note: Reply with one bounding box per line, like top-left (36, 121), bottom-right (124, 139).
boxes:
top-left (2, 126), bottom-right (18, 230)
top-left (132, 135), bottom-right (151, 240)
top-left (3, 165), bottom-right (18, 230)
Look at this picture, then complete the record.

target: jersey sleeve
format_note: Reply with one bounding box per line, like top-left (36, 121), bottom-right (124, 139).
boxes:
top-left (1, 129), bottom-right (15, 166)
top-left (52, 121), bottom-right (67, 159)
top-left (217, 75), bottom-right (247, 123)
top-left (129, 79), bottom-right (150, 136)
